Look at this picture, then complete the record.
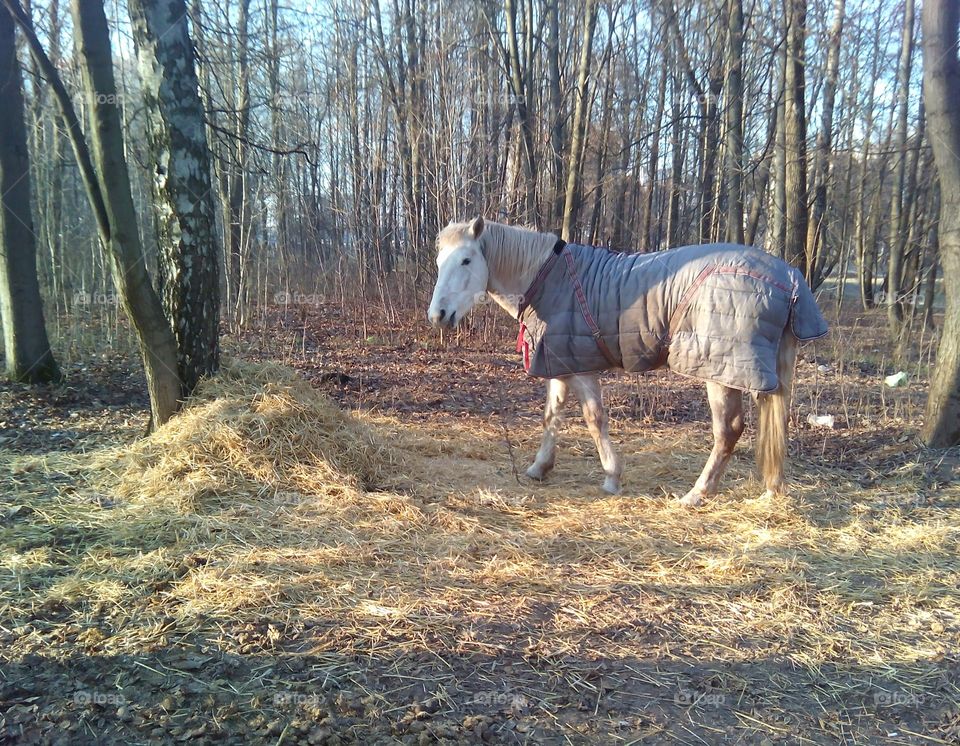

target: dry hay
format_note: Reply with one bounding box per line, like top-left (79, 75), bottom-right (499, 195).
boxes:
top-left (3, 360), bottom-right (960, 741)
top-left (95, 359), bottom-right (407, 511)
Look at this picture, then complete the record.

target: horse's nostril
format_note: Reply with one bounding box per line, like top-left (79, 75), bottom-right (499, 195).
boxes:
top-left (439, 308), bottom-right (446, 321)
top-left (450, 310), bottom-right (456, 325)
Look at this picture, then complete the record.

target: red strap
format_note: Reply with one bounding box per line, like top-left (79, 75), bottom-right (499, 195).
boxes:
top-left (516, 322), bottom-right (530, 371)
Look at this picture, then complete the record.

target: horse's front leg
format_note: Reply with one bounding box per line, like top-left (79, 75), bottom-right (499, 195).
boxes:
top-left (527, 377), bottom-right (568, 481)
top-left (680, 382), bottom-right (744, 507)
top-left (569, 375), bottom-right (622, 495)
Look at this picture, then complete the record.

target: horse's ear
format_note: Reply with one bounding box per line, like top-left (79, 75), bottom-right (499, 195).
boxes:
top-left (470, 216), bottom-right (485, 240)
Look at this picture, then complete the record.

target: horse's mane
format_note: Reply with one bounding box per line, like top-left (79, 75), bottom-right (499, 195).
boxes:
top-left (480, 220), bottom-right (556, 284)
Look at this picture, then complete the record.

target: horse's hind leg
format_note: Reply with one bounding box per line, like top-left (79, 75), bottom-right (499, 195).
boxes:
top-left (679, 382), bottom-right (744, 507)
top-left (569, 375), bottom-right (622, 495)
top-left (527, 377), bottom-right (568, 481)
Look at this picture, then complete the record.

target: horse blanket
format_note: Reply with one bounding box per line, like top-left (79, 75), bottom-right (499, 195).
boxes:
top-left (516, 242), bottom-right (828, 393)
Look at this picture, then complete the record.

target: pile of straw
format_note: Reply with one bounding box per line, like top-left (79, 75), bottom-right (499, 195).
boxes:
top-left (99, 360), bottom-right (404, 511)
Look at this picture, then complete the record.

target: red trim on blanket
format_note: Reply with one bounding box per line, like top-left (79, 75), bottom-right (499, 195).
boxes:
top-left (711, 265), bottom-right (794, 294)
top-left (669, 264), bottom-right (717, 338)
top-left (668, 263), bottom-right (795, 341)
top-left (561, 249), bottom-right (619, 367)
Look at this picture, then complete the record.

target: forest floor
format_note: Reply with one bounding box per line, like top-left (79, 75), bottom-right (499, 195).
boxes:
top-left (1, 299), bottom-right (959, 745)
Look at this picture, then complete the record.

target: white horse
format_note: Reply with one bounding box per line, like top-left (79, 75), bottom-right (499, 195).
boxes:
top-left (428, 217), bottom-right (819, 507)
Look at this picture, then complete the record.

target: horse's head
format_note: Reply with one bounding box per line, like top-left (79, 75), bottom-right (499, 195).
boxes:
top-left (427, 217), bottom-right (489, 328)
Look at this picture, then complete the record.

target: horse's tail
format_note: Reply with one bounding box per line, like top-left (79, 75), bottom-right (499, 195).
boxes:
top-left (756, 328), bottom-right (798, 494)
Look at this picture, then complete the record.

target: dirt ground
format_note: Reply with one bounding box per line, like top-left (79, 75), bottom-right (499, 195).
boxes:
top-left (1, 301), bottom-right (959, 745)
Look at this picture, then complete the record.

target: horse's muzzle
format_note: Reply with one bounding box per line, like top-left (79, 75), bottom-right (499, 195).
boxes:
top-left (428, 308), bottom-right (456, 328)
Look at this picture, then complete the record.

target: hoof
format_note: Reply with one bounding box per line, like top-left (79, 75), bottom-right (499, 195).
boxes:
top-left (679, 489), bottom-right (706, 508)
top-left (526, 464), bottom-right (548, 481)
top-left (602, 477), bottom-right (621, 495)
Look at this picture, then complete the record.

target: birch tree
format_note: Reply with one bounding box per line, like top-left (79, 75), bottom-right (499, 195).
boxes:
top-left (128, 0), bottom-right (220, 397)
top-left (5, 0), bottom-right (182, 426)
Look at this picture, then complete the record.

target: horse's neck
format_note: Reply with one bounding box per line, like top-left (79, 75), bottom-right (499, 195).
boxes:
top-left (481, 223), bottom-right (556, 317)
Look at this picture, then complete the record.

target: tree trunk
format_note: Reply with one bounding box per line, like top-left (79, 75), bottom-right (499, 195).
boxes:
top-left (804, 0), bottom-right (844, 288)
top-left (666, 76), bottom-right (684, 247)
top-left (504, 0), bottom-right (538, 224)
top-left (887, 0), bottom-right (916, 335)
top-left (546, 0), bottom-right (564, 228)
top-left (561, 0), bottom-right (599, 242)
top-left (6, 0), bottom-right (183, 426)
top-left (128, 0), bottom-right (220, 398)
top-left (668, 1), bottom-right (723, 245)
top-left (746, 78), bottom-right (779, 246)
top-left (71, 0), bottom-right (181, 426)
top-left (854, 22), bottom-right (882, 310)
top-left (782, 0), bottom-right (808, 273)
top-left (920, 0), bottom-right (960, 447)
top-left (228, 0), bottom-right (251, 325)
top-left (768, 33), bottom-right (787, 256)
top-left (642, 61), bottom-right (668, 249)
top-left (0, 8), bottom-right (60, 383)
top-left (723, 0), bottom-right (745, 244)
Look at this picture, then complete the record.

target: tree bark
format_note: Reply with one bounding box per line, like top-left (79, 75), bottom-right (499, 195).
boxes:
top-left (5, 0), bottom-right (182, 426)
top-left (546, 0), bottom-right (564, 228)
top-left (921, 0), bottom-right (960, 447)
top-left (561, 0), bottom-right (599, 242)
top-left (0, 7), bottom-right (60, 383)
top-left (723, 0), bottom-right (745, 244)
top-left (666, 75), bottom-right (685, 247)
top-left (668, 1), bottom-right (723, 244)
top-left (642, 61), bottom-right (668, 249)
top-left (887, 0), bottom-right (916, 334)
top-left (804, 0), bottom-right (844, 288)
top-left (128, 0), bottom-right (220, 398)
top-left (227, 0), bottom-right (251, 324)
top-left (71, 0), bottom-right (182, 426)
top-left (504, 0), bottom-right (538, 223)
top-left (782, 0), bottom-right (808, 274)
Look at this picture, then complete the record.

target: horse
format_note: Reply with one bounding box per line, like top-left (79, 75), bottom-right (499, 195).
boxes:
top-left (427, 217), bottom-right (828, 506)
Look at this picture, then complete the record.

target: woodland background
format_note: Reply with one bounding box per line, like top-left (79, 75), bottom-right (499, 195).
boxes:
top-left (10, 0), bottom-right (934, 325)
top-left (0, 0), bottom-right (957, 439)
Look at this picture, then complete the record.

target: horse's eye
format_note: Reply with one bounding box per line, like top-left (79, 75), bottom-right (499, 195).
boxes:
top-left (462, 258), bottom-right (471, 266)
